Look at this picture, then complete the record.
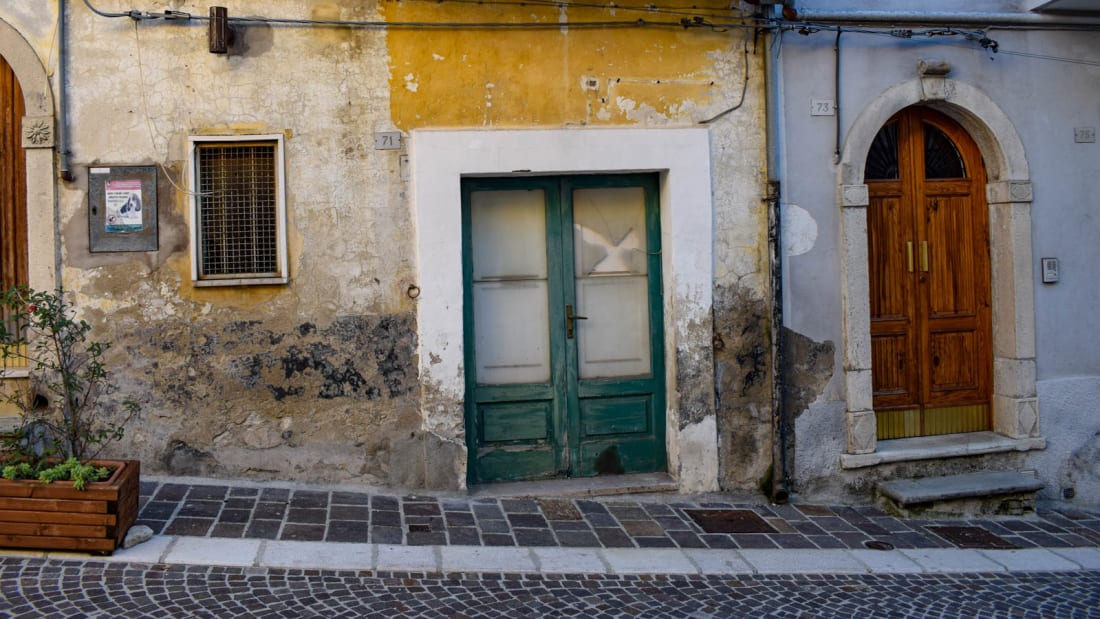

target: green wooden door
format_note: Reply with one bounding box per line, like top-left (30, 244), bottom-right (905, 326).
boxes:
top-left (463, 174), bottom-right (666, 484)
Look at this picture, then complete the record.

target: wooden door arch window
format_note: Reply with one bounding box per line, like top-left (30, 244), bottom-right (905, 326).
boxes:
top-left (865, 107), bottom-right (992, 439)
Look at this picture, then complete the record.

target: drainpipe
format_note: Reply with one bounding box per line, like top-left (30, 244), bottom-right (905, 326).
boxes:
top-left (54, 0), bottom-right (71, 290)
top-left (763, 14), bottom-right (791, 505)
top-left (57, 0), bottom-right (73, 183)
top-left (791, 8), bottom-right (1100, 27)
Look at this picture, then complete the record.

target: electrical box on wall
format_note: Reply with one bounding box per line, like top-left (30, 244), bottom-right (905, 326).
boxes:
top-left (88, 166), bottom-right (158, 253)
top-left (1041, 257), bottom-right (1059, 284)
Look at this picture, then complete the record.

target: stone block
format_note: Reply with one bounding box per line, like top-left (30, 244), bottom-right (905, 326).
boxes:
top-left (876, 470), bottom-right (1043, 518)
top-left (846, 409), bottom-right (876, 455)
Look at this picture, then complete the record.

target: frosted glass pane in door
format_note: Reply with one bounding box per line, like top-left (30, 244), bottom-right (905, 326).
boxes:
top-left (471, 190), bottom-right (547, 280)
top-left (471, 190), bottom-right (551, 384)
top-left (573, 187), bottom-right (651, 379)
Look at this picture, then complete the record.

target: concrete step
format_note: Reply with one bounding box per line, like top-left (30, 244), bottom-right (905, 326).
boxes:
top-left (876, 471), bottom-right (1045, 518)
top-left (467, 472), bottom-right (679, 499)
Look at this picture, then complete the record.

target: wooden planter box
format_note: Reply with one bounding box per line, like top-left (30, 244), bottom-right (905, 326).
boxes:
top-left (0, 459), bottom-right (139, 554)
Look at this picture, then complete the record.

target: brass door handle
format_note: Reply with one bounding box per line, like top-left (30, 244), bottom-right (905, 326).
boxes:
top-left (566, 304), bottom-right (588, 339)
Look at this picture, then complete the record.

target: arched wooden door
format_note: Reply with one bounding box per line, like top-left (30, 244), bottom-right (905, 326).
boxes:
top-left (0, 53), bottom-right (27, 387)
top-left (0, 53), bottom-right (26, 293)
top-left (865, 107), bottom-right (992, 439)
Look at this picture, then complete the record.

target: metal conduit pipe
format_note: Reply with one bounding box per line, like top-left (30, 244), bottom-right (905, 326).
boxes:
top-left (763, 21), bottom-right (791, 505)
top-left (58, 0), bottom-right (73, 182)
top-left (792, 8), bottom-right (1100, 27)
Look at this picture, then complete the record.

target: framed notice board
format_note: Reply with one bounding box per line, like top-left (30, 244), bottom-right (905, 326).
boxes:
top-left (88, 166), bottom-right (158, 252)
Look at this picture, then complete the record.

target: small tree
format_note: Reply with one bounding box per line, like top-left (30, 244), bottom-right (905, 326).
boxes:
top-left (0, 286), bottom-right (136, 467)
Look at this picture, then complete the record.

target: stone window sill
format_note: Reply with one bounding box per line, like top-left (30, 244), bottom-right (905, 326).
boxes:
top-left (840, 431), bottom-right (1046, 469)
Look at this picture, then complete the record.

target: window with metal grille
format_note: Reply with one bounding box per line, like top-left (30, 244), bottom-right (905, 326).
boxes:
top-left (189, 135), bottom-right (288, 286)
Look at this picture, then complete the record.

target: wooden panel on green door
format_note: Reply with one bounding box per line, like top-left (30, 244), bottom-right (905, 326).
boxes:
top-left (581, 396), bottom-right (650, 436)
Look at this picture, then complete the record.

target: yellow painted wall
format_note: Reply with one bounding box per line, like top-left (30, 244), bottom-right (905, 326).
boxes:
top-left (383, 2), bottom-right (747, 128)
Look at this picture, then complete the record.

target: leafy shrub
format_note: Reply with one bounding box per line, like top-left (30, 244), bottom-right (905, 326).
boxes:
top-left (0, 286), bottom-right (137, 487)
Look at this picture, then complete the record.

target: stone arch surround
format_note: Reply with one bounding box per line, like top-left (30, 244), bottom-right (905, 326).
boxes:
top-left (836, 76), bottom-right (1041, 460)
top-left (0, 17), bottom-right (57, 289)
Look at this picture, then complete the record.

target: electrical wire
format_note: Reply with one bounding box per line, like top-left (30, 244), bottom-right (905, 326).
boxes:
top-left (387, 0), bottom-right (748, 22)
top-left (700, 38), bottom-right (751, 124)
top-left (130, 19), bottom-right (207, 197)
top-left (81, 0), bottom-right (756, 31)
top-left (82, 1), bottom-right (1100, 68)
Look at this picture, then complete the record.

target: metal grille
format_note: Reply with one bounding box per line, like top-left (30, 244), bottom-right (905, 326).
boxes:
top-left (196, 142), bottom-right (279, 278)
top-left (0, 309), bottom-right (26, 371)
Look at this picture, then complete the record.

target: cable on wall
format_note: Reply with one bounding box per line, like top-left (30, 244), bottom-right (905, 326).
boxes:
top-left (700, 37), bottom-right (752, 124)
top-left (81, 0), bottom-right (757, 31)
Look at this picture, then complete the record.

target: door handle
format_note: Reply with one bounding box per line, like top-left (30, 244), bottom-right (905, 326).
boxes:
top-left (566, 304), bottom-right (587, 339)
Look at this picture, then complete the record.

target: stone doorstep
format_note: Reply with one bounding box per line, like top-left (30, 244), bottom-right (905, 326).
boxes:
top-left (467, 472), bottom-right (679, 499)
top-left (876, 471), bottom-right (1045, 518)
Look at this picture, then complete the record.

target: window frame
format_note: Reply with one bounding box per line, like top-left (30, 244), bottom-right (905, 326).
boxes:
top-left (187, 133), bottom-right (289, 287)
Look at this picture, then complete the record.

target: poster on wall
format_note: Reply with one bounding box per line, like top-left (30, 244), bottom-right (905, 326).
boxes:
top-left (104, 179), bottom-right (144, 232)
top-left (88, 165), bottom-right (158, 252)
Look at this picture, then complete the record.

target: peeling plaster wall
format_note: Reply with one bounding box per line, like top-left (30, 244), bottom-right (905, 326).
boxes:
top-left (54, 1), bottom-right (421, 485)
top-left (0, 1), bottom-right (771, 490)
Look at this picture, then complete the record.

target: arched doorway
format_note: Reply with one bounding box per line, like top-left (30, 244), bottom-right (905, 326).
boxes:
top-left (865, 107), bottom-right (992, 439)
top-left (0, 52), bottom-right (28, 295)
top-left (837, 77), bottom-right (1040, 463)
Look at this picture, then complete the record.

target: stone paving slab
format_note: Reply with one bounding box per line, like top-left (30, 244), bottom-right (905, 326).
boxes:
top-left (739, 548), bottom-right (867, 574)
top-left (133, 478), bottom-right (1100, 555)
top-left (163, 537), bottom-right (263, 567)
top-left (898, 548), bottom-right (1008, 573)
top-left (977, 547), bottom-right (1083, 572)
top-left (1051, 547), bottom-right (1100, 569)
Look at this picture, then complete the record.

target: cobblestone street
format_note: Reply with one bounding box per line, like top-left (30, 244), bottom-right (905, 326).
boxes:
top-left (1, 557), bottom-right (1098, 618)
top-left (1, 478), bottom-right (1099, 617)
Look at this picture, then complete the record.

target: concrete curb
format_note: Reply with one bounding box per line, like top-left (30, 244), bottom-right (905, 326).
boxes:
top-left (8, 536), bottom-right (1100, 576)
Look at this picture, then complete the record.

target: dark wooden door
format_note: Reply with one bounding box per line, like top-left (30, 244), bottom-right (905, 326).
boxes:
top-left (866, 107), bottom-right (992, 439)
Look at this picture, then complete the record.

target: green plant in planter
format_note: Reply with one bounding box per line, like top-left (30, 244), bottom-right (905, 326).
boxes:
top-left (0, 285), bottom-right (137, 487)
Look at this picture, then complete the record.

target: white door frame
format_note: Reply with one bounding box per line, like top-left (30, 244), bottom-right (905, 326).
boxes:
top-left (409, 128), bottom-right (720, 491)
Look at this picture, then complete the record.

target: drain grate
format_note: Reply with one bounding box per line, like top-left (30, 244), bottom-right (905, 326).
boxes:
top-left (926, 525), bottom-right (1017, 549)
top-left (685, 509), bottom-right (777, 534)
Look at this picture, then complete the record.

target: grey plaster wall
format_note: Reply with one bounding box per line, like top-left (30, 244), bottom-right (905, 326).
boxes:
top-left (775, 4), bottom-right (1100, 506)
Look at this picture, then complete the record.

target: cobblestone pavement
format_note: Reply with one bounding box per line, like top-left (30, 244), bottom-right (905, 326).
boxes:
top-left (137, 480), bottom-right (1100, 551)
top-left (1, 557), bottom-right (1098, 618)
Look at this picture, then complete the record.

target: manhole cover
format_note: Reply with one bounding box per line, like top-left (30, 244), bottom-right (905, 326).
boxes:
top-left (926, 525), bottom-right (1016, 549)
top-left (863, 540), bottom-right (895, 551)
top-left (685, 509), bottom-right (777, 534)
